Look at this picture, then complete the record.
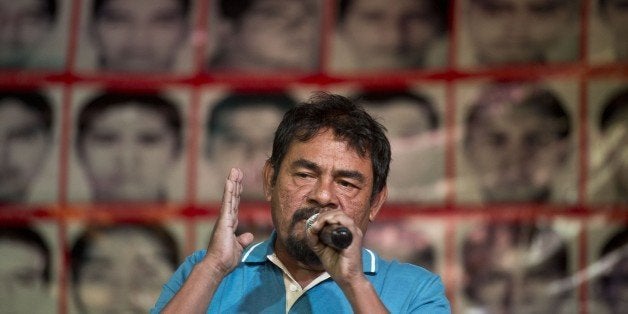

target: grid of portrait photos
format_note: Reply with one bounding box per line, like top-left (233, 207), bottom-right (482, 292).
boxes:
top-left (0, 0), bottom-right (627, 313)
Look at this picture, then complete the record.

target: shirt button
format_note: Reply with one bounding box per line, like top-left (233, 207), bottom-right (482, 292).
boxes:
top-left (289, 284), bottom-right (298, 292)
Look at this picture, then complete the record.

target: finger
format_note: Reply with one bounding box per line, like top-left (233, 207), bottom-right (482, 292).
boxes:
top-left (237, 232), bottom-right (255, 248)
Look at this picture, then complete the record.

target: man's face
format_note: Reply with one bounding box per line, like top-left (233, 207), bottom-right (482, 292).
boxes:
top-left (601, 0), bottom-right (628, 45)
top-left (0, 0), bottom-right (52, 67)
top-left (0, 239), bottom-right (47, 313)
top-left (230, 0), bottom-right (319, 69)
top-left (465, 103), bottom-right (569, 202)
top-left (75, 229), bottom-right (173, 314)
top-left (91, 0), bottom-right (188, 72)
top-left (265, 129), bottom-right (382, 266)
top-left (0, 100), bottom-right (50, 202)
top-left (209, 105), bottom-right (285, 200)
top-left (339, 0), bottom-right (442, 69)
top-left (79, 105), bottom-right (179, 202)
top-left (466, 0), bottom-right (575, 65)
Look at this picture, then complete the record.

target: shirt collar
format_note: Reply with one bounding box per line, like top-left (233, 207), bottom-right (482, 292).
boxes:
top-left (240, 230), bottom-right (378, 274)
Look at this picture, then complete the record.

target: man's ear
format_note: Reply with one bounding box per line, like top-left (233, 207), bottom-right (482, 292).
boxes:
top-left (369, 185), bottom-right (388, 222)
top-left (262, 161), bottom-right (274, 201)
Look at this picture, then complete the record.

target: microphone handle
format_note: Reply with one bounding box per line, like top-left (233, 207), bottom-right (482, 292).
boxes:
top-left (319, 224), bottom-right (353, 250)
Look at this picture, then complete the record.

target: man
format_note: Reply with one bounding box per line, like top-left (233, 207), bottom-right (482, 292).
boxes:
top-left (71, 224), bottom-right (179, 313)
top-left (88, 0), bottom-right (191, 72)
top-left (461, 222), bottom-right (574, 313)
top-left (203, 92), bottom-right (296, 201)
top-left (208, 0), bottom-right (320, 72)
top-left (0, 0), bottom-right (58, 69)
top-left (0, 90), bottom-right (54, 203)
top-left (462, 81), bottom-right (573, 203)
top-left (153, 93), bottom-right (450, 312)
top-left (356, 90), bottom-right (443, 202)
top-left (463, 0), bottom-right (580, 66)
top-left (0, 225), bottom-right (54, 314)
top-left (75, 92), bottom-right (183, 202)
top-left (597, 0), bottom-right (628, 62)
top-left (333, 0), bottom-right (449, 71)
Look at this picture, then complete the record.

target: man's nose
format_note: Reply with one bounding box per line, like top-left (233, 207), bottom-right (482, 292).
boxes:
top-left (308, 177), bottom-right (338, 209)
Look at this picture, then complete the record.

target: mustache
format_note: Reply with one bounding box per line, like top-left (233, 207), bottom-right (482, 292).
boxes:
top-left (290, 206), bottom-right (322, 227)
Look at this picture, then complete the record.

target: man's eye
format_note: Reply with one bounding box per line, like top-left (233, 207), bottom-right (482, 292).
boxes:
top-left (338, 180), bottom-right (356, 188)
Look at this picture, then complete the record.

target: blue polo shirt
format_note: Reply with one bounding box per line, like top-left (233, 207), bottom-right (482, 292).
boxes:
top-left (152, 232), bottom-right (450, 313)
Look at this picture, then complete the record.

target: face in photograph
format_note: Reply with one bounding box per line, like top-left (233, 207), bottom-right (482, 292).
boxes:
top-left (462, 223), bottom-right (571, 314)
top-left (358, 91), bottom-right (441, 202)
top-left (89, 0), bottom-right (190, 72)
top-left (0, 227), bottom-right (52, 314)
top-left (76, 93), bottom-right (182, 202)
top-left (598, 0), bottom-right (628, 61)
top-left (597, 229), bottom-right (628, 314)
top-left (0, 92), bottom-right (53, 203)
top-left (465, 0), bottom-right (578, 65)
top-left (597, 88), bottom-right (628, 202)
top-left (336, 0), bottom-right (448, 70)
top-left (211, 0), bottom-right (320, 71)
top-left (71, 225), bottom-right (178, 314)
top-left (0, 0), bottom-right (56, 68)
top-left (463, 82), bottom-right (572, 202)
top-left (206, 93), bottom-right (296, 200)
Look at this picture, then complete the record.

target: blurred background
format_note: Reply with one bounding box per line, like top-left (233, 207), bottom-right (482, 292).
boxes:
top-left (0, 0), bottom-right (627, 313)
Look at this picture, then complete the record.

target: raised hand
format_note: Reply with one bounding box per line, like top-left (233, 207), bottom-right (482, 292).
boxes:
top-left (205, 168), bottom-right (254, 275)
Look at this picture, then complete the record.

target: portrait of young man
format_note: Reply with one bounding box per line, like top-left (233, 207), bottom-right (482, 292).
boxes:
top-left (0, 225), bottom-right (57, 314)
top-left (152, 92), bottom-right (450, 313)
top-left (0, 0), bottom-right (66, 69)
top-left (459, 0), bottom-right (580, 67)
top-left (70, 223), bottom-right (180, 313)
top-left (458, 80), bottom-right (576, 203)
top-left (0, 90), bottom-right (55, 204)
top-left (331, 0), bottom-right (449, 72)
top-left (81, 0), bottom-right (193, 73)
top-left (73, 91), bottom-right (184, 203)
top-left (207, 0), bottom-right (321, 73)
top-left (460, 221), bottom-right (575, 313)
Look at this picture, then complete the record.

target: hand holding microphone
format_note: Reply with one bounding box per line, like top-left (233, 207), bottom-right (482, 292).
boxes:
top-left (306, 213), bottom-right (353, 250)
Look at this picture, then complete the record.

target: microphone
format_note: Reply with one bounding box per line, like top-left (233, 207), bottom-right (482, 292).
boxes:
top-left (306, 213), bottom-right (353, 250)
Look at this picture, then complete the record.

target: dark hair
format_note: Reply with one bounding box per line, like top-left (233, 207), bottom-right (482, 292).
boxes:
top-left (599, 87), bottom-right (628, 132)
top-left (70, 223), bottom-right (179, 286)
top-left (462, 223), bottom-right (569, 305)
top-left (0, 90), bottom-right (54, 134)
top-left (338, 0), bottom-right (449, 35)
top-left (0, 225), bottom-right (51, 285)
top-left (354, 90), bottom-right (440, 130)
top-left (92, 0), bottom-right (191, 19)
top-left (269, 92), bottom-right (391, 200)
top-left (75, 92), bottom-right (183, 155)
top-left (465, 81), bottom-right (571, 144)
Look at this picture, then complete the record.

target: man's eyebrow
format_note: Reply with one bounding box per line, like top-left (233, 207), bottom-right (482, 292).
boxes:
top-left (291, 158), bottom-right (321, 172)
top-left (335, 170), bottom-right (366, 183)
